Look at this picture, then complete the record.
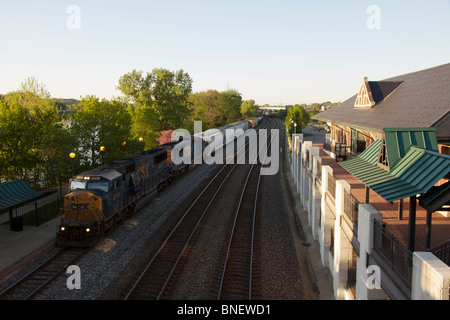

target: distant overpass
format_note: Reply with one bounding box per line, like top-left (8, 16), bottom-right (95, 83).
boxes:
top-left (259, 105), bottom-right (292, 114)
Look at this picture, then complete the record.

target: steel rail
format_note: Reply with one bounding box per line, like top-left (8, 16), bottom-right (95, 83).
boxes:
top-left (217, 117), bottom-right (277, 300)
top-left (0, 247), bottom-right (88, 300)
top-left (124, 119), bottom-right (270, 300)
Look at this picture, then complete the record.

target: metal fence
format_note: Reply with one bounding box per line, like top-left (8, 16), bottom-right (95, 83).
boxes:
top-left (430, 240), bottom-right (450, 267)
top-left (0, 191), bottom-right (61, 225)
top-left (373, 220), bottom-right (413, 286)
top-left (327, 172), bottom-right (336, 199)
top-left (343, 190), bottom-right (359, 223)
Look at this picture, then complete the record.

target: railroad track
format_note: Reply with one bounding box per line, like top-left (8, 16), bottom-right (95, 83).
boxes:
top-left (216, 117), bottom-right (277, 300)
top-left (0, 247), bottom-right (88, 300)
top-left (123, 117), bottom-right (276, 300)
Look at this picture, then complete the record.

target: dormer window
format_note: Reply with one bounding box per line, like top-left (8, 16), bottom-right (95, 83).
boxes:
top-left (377, 139), bottom-right (389, 171)
top-left (354, 77), bottom-right (403, 109)
top-left (354, 77), bottom-right (376, 108)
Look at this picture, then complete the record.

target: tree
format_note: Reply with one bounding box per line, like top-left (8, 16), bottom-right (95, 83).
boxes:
top-left (220, 89), bottom-right (242, 124)
top-left (0, 78), bottom-right (72, 187)
top-left (0, 97), bottom-right (37, 183)
top-left (117, 68), bottom-right (193, 131)
top-left (128, 103), bottom-right (161, 149)
top-left (240, 99), bottom-right (259, 118)
top-left (41, 124), bottom-right (77, 189)
top-left (285, 104), bottom-right (310, 134)
top-left (70, 96), bottom-right (141, 167)
top-left (186, 89), bottom-right (223, 131)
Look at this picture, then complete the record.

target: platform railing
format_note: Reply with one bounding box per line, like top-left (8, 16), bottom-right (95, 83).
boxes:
top-left (430, 240), bottom-right (450, 267)
top-left (373, 220), bottom-right (413, 286)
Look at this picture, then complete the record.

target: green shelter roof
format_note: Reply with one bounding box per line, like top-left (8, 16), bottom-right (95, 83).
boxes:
top-left (339, 128), bottom-right (450, 203)
top-left (0, 179), bottom-right (43, 211)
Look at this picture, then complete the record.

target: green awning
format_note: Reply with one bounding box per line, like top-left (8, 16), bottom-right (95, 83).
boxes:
top-left (418, 181), bottom-right (450, 212)
top-left (0, 179), bottom-right (43, 211)
top-left (339, 128), bottom-right (450, 203)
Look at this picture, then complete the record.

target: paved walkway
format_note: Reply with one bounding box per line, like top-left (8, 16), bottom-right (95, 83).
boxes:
top-left (296, 122), bottom-right (450, 252)
top-left (0, 217), bottom-right (57, 282)
top-left (317, 145), bottom-right (450, 252)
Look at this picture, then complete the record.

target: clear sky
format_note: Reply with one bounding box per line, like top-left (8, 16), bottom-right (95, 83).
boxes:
top-left (0, 0), bottom-right (449, 105)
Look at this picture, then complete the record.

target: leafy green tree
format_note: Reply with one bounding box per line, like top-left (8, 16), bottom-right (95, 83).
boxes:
top-left (0, 97), bottom-right (37, 183)
top-left (40, 124), bottom-right (77, 189)
top-left (240, 99), bottom-right (259, 118)
top-left (118, 68), bottom-right (193, 132)
top-left (0, 78), bottom-right (67, 187)
top-left (220, 89), bottom-right (242, 124)
top-left (127, 103), bottom-right (161, 149)
top-left (285, 104), bottom-right (310, 134)
top-left (186, 89), bottom-right (244, 131)
top-left (70, 96), bottom-right (141, 167)
top-left (186, 89), bottom-right (223, 131)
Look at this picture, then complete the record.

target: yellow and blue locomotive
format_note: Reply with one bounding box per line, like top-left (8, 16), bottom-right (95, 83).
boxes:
top-left (57, 146), bottom-right (183, 247)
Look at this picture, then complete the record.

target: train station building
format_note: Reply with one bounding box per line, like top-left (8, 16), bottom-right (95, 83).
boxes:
top-left (312, 63), bottom-right (450, 161)
top-left (288, 63), bottom-right (450, 300)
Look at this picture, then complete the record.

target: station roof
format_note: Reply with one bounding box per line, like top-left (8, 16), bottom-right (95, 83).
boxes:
top-left (339, 128), bottom-right (450, 203)
top-left (0, 179), bottom-right (43, 211)
top-left (312, 63), bottom-right (450, 141)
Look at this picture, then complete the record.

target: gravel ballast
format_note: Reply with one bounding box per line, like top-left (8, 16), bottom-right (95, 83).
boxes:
top-left (0, 119), bottom-right (309, 300)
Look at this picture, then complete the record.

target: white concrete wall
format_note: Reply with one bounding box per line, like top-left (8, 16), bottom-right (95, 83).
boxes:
top-left (320, 165), bottom-right (334, 269)
top-left (311, 154), bottom-right (322, 240)
top-left (412, 252), bottom-right (450, 300)
top-left (289, 135), bottom-right (450, 300)
top-left (333, 179), bottom-right (352, 299)
top-left (356, 204), bottom-right (386, 300)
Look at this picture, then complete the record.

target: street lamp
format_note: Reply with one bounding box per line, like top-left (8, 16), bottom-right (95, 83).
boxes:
top-left (100, 146), bottom-right (105, 165)
top-left (69, 152), bottom-right (76, 177)
top-left (294, 122), bottom-right (297, 134)
top-left (121, 141), bottom-right (127, 157)
top-left (138, 137), bottom-right (143, 142)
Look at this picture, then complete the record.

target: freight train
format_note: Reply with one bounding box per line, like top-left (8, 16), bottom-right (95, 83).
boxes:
top-left (56, 118), bottom-right (263, 247)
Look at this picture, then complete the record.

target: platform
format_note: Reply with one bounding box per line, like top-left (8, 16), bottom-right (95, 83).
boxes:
top-left (0, 218), bottom-right (57, 282)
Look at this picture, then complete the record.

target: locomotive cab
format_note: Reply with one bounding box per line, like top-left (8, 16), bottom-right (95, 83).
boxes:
top-left (57, 170), bottom-right (123, 247)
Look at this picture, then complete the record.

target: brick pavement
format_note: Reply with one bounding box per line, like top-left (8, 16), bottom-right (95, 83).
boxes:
top-left (317, 145), bottom-right (450, 252)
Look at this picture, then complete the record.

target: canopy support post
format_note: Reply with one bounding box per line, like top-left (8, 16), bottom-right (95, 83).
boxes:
top-left (408, 195), bottom-right (417, 253)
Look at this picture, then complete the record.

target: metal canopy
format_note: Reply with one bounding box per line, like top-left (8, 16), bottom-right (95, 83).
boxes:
top-left (0, 179), bottom-right (43, 211)
top-left (339, 128), bottom-right (450, 203)
top-left (418, 181), bottom-right (450, 213)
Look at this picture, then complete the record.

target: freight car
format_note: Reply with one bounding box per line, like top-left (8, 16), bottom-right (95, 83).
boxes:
top-left (246, 117), bottom-right (259, 128)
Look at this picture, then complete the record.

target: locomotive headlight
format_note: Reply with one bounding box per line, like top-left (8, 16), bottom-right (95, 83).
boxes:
top-left (86, 228), bottom-right (91, 233)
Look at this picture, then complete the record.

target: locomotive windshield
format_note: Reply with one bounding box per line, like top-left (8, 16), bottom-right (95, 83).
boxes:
top-left (70, 180), bottom-right (109, 192)
top-left (70, 180), bottom-right (86, 190)
top-left (87, 181), bottom-right (109, 192)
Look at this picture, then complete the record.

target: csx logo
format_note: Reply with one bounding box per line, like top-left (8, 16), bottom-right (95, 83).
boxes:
top-left (137, 163), bottom-right (150, 182)
top-left (71, 203), bottom-right (90, 210)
